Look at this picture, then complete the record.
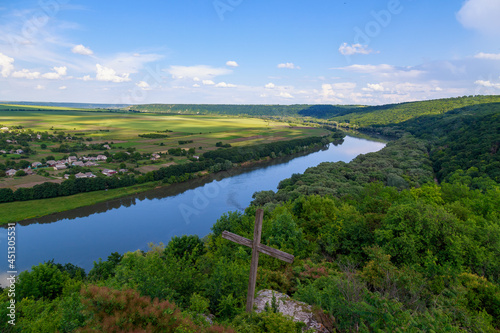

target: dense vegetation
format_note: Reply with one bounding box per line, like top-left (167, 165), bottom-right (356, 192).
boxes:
top-left (1, 96), bottom-right (499, 332)
top-left (0, 136), bottom-right (329, 204)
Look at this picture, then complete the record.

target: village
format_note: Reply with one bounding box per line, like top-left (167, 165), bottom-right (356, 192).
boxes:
top-left (0, 125), bottom-right (169, 187)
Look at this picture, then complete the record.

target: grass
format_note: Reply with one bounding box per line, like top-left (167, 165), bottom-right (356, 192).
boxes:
top-left (0, 182), bottom-right (159, 224)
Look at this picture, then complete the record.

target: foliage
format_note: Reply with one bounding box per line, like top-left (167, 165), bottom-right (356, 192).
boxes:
top-left (78, 285), bottom-right (234, 332)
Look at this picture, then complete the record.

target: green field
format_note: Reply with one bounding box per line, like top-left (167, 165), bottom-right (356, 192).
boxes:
top-left (0, 108), bottom-right (328, 191)
top-left (0, 182), bottom-right (159, 223)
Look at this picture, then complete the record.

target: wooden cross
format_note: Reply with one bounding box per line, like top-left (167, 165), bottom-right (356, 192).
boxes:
top-left (221, 209), bottom-right (294, 312)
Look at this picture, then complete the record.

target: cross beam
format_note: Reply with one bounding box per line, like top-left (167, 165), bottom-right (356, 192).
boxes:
top-left (221, 209), bottom-right (294, 312)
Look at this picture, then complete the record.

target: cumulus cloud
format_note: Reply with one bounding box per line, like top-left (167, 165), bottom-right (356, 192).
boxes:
top-left (226, 60), bottom-right (239, 67)
top-left (215, 82), bottom-right (236, 88)
top-left (474, 52), bottom-right (500, 60)
top-left (167, 65), bottom-right (232, 80)
top-left (457, 0), bottom-right (500, 36)
top-left (202, 80), bottom-right (215, 85)
top-left (277, 62), bottom-right (300, 69)
top-left (338, 43), bottom-right (376, 55)
top-left (59, 86), bottom-right (67, 90)
top-left (136, 81), bottom-right (150, 90)
top-left (82, 75), bottom-right (92, 81)
top-left (71, 44), bottom-right (93, 56)
top-left (265, 82), bottom-right (275, 89)
top-left (96, 64), bottom-right (131, 82)
top-left (363, 83), bottom-right (385, 92)
top-left (12, 69), bottom-right (40, 79)
top-left (193, 84), bottom-right (200, 87)
top-left (475, 79), bottom-right (500, 89)
top-left (278, 91), bottom-right (294, 98)
top-left (42, 66), bottom-right (67, 79)
top-left (35, 85), bottom-right (45, 90)
top-left (0, 52), bottom-right (14, 77)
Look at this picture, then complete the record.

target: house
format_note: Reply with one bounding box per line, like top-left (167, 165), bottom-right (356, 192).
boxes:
top-left (23, 168), bottom-right (34, 175)
top-left (54, 164), bottom-right (67, 170)
top-left (68, 156), bottom-right (78, 163)
top-left (0, 150), bottom-right (6, 154)
top-left (118, 169), bottom-right (128, 173)
top-left (1, 127), bottom-right (9, 131)
top-left (46, 160), bottom-right (57, 166)
top-left (36, 134), bottom-right (42, 140)
top-left (101, 169), bottom-right (117, 177)
top-left (193, 155), bottom-right (200, 160)
top-left (84, 161), bottom-right (98, 167)
top-left (64, 174), bottom-right (70, 179)
top-left (85, 172), bottom-right (96, 178)
top-left (75, 172), bottom-right (87, 178)
top-left (96, 155), bottom-right (107, 161)
top-left (15, 149), bottom-right (23, 154)
top-left (152, 153), bottom-right (161, 159)
top-left (32, 162), bottom-right (42, 168)
top-left (72, 161), bottom-right (85, 167)
top-left (6, 169), bottom-right (16, 176)
top-left (6, 139), bottom-right (12, 143)
top-left (103, 144), bottom-right (111, 150)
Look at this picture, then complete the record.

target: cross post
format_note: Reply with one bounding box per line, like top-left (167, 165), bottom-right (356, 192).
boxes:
top-left (221, 209), bottom-right (294, 312)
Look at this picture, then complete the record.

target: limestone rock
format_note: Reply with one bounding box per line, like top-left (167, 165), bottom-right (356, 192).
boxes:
top-left (254, 289), bottom-right (329, 332)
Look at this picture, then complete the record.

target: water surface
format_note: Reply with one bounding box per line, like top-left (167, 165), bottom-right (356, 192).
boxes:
top-left (0, 136), bottom-right (385, 280)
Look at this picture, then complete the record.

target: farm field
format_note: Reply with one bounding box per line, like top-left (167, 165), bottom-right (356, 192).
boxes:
top-left (0, 108), bottom-right (328, 189)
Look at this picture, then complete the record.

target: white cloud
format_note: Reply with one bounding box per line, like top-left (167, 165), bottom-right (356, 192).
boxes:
top-left (193, 84), bottom-right (200, 88)
top-left (167, 65), bottom-right (232, 80)
top-left (0, 52), bottom-right (14, 77)
top-left (363, 83), bottom-right (385, 92)
top-left (475, 80), bottom-right (500, 89)
top-left (215, 82), bottom-right (236, 88)
top-left (338, 43), bottom-right (376, 55)
top-left (35, 85), bottom-right (45, 90)
top-left (193, 77), bottom-right (200, 81)
top-left (136, 81), bottom-right (151, 90)
top-left (457, 0), bottom-right (500, 36)
top-left (41, 66), bottom-right (67, 79)
top-left (265, 82), bottom-right (275, 89)
top-left (71, 44), bottom-right (93, 56)
top-left (12, 69), bottom-right (40, 79)
top-left (59, 86), bottom-right (67, 90)
top-left (202, 80), bottom-right (215, 85)
top-left (95, 64), bottom-right (131, 82)
top-left (226, 61), bottom-right (239, 67)
top-left (474, 52), bottom-right (500, 60)
top-left (277, 62), bottom-right (300, 69)
top-left (82, 75), bottom-right (92, 81)
top-left (278, 92), bottom-right (294, 98)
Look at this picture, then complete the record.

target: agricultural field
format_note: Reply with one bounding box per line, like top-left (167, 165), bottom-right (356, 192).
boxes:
top-left (0, 108), bottom-right (328, 190)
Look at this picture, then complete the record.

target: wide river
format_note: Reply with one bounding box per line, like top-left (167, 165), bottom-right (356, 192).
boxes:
top-left (0, 136), bottom-right (385, 282)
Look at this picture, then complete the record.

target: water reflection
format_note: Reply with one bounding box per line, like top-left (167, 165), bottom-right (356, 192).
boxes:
top-left (0, 136), bottom-right (385, 280)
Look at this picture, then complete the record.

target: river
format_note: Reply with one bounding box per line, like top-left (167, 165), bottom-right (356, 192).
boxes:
top-left (0, 136), bottom-right (385, 282)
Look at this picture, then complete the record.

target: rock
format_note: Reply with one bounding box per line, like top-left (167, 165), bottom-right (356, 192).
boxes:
top-left (254, 289), bottom-right (329, 332)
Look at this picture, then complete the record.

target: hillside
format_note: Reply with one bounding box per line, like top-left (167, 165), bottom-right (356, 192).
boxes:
top-left (1, 96), bottom-right (499, 332)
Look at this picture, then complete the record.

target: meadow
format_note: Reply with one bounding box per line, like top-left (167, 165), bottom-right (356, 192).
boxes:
top-left (0, 108), bottom-right (328, 191)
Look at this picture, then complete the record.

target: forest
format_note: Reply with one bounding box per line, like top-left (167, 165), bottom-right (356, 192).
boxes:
top-left (1, 96), bottom-right (499, 332)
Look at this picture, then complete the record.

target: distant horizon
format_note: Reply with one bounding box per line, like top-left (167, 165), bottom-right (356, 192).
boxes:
top-left (2, 94), bottom-right (500, 109)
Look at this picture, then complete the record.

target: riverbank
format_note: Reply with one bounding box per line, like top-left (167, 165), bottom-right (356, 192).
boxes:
top-left (0, 143), bottom-right (331, 224)
top-left (0, 182), bottom-right (162, 224)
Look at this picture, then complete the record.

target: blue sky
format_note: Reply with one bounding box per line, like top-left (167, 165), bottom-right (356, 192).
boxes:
top-left (0, 0), bottom-right (499, 105)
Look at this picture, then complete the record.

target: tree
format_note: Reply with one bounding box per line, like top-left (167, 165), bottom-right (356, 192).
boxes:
top-left (17, 262), bottom-right (67, 300)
